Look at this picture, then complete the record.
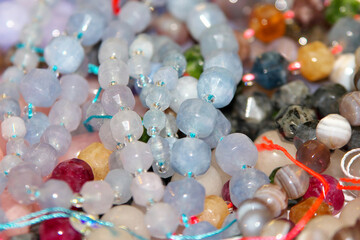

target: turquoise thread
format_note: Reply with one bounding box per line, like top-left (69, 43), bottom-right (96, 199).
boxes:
top-left (88, 64), bottom-right (99, 75)
top-left (83, 114), bottom-right (112, 132)
top-left (92, 87), bottom-right (102, 103)
top-left (27, 103), bottom-right (33, 119)
top-left (15, 43), bottom-right (44, 54)
top-left (181, 214), bottom-right (189, 228)
top-left (52, 65), bottom-right (58, 72)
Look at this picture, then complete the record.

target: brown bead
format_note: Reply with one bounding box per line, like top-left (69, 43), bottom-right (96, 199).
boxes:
top-left (289, 197), bottom-right (333, 223)
top-left (197, 195), bottom-right (229, 229)
top-left (292, 0), bottom-right (325, 27)
top-left (296, 140), bottom-right (331, 173)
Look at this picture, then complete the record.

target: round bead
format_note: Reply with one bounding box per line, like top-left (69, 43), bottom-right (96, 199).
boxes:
top-left (99, 120), bottom-right (117, 151)
top-left (98, 59), bottom-right (129, 89)
top-left (260, 219), bottom-right (293, 238)
top-left (253, 184), bottom-right (287, 217)
top-left (238, 208), bottom-right (272, 237)
top-left (101, 85), bottom-right (135, 115)
top-left (163, 51), bottom-right (187, 77)
top-left (316, 114), bottom-right (352, 149)
top-left (24, 112), bottom-right (50, 145)
top-left (167, 0), bottom-right (206, 21)
top-left (2, 66), bottom-right (24, 84)
top-left (145, 86), bottom-right (171, 111)
top-left (339, 91), bottom-right (360, 126)
top-left (296, 140), bottom-right (331, 173)
top-left (102, 20), bottom-right (135, 45)
top-left (80, 180), bottom-right (114, 215)
top-left (153, 66), bottom-right (178, 91)
top-left (23, 142), bottom-right (57, 177)
top-left (197, 195), bottom-right (229, 228)
top-left (221, 213), bottom-right (241, 239)
top-left (328, 17), bottom-right (360, 54)
top-left (170, 76), bottom-right (198, 113)
top-left (330, 54), bottom-right (356, 91)
top-left (119, 1), bottom-right (151, 33)
top-left (0, 81), bottom-right (19, 100)
top-left (0, 155), bottom-right (22, 175)
top-left (105, 169), bottom-right (132, 205)
top-left (49, 99), bottom-right (82, 132)
top-left (84, 102), bottom-right (106, 132)
top-left (13, 48), bottom-right (39, 72)
top-left (38, 179), bottom-right (73, 209)
top-left (0, 98), bottom-right (21, 121)
top-left (60, 74), bottom-right (89, 105)
top-left (110, 110), bottom-right (143, 143)
top-left (6, 137), bottom-right (28, 158)
top-left (128, 55), bottom-right (151, 78)
top-left (131, 172), bottom-right (164, 206)
top-left (98, 37), bottom-right (128, 64)
top-left (183, 221), bottom-right (219, 240)
top-left (41, 125), bottom-right (72, 157)
top-left (202, 110), bottom-right (231, 149)
top-left (129, 34), bottom-right (154, 59)
top-left (39, 218), bottom-right (82, 240)
top-left (266, 37), bottom-right (298, 62)
top-left (143, 109), bottom-right (166, 135)
top-left (119, 140), bottom-right (153, 174)
top-left (1, 116), bottom-right (26, 140)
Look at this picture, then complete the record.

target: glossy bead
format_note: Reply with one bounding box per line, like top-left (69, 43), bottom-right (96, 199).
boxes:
top-left (249, 4), bottom-right (285, 43)
top-left (49, 99), bottom-right (82, 132)
top-left (170, 76), bottom-right (198, 113)
top-left (60, 74), bottom-right (89, 105)
top-left (340, 91), bottom-right (360, 126)
top-left (98, 37), bottom-right (128, 64)
top-left (1, 116), bottom-right (26, 140)
top-left (260, 219), bottom-right (293, 238)
top-left (131, 172), bottom-right (164, 206)
top-left (339, 197), bottom-right (360, 226)
top-left (120, 140), bottom-right (153, 174)
top-left (167, 0), bottom-right (206, 21)
top-left (253, 184), bottom-right (287, 217)
top-left (23, 143), bottom-right (57, 177)
top-left (143, 109), bottom-right (166, 135)
top-left (330, 54), bottom-right (356, 91)
top-left (80, 180), bottom-right (114, 215)
top-left (153, 13), bottom-right (189, 45)
top-left (297, 41), bottom-right (335, 82)
top-left (2, 66), bottom-right (24, 84)
top-left (163, 51), bottom-right (187, 77)
top-left (266, 37), bottom-right (298, 62)
top-left (98, 59), bottom-right (129, 89)
top-left (290, 197), bottom-right (333, 223)
top-left (221, 213), bottom-right (241, 239)
top-left (332, 223), bottom-right (360, 240)
top-left (84, 102), bottom-right (106, 131)
top-left (105, 169), bottom-right (132, 205)
top-left (184, 45), bottom-right (204, 79)
top-left (99, 120), bottom-right (117, 151)
top-left (153, 66), bottom-right (178, 91)
top-left (328, 17), bottom-right (360, 53)
top-left (119, 1), bottom-right (151, 33)
top-left (202, 110), bottom-right (231, 149)
top-left (0, 98), bottom-right (21, 121)
top-left (129, 34), bottom-right (153, 59)
top-left (38, 179), bottom-right (73, 209)
top-left (0, 155), bottom-right (22, 175)
top-left (6, 138), bottom-right (28, 157)
top-left (39, 218), bottom-right (82, 240)
top-left (316, 114), bottom-right (352, 149)
top-left (110, 109), bottom-right (143, 143)
top-left (145, 87), bottom-right (171, 111)
top-left (272, 80), bottom-right (310, 110)
top-left (101, 85), bottom-right (135, 115)
top-left (296, 140), bottom-right (331, 173)
top-left (197, 195), bottom-right (229, 229)
top-left (41, 125), bottom-right (71, 157)
top-left (13, 48), bottom-right (39, 72)
top-left (50, 158), bottom-right (94, 193)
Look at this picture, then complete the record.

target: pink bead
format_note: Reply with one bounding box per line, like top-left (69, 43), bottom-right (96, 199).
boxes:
top-left (303, 175), bottom-right (344, 214)
top-left (39, 218), bottom-right (82, 240)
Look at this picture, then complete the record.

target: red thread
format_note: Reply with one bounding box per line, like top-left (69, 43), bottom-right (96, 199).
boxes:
top-left (340, 178), bottom-right (360, 184)
top-left (112, 0), bottom-right (121, 15)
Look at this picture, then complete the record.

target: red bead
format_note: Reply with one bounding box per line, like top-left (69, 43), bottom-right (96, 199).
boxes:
top-left (39, 218), bottom-right (82, 240)
top-left (50, 158), bottom-right (94, 192)
top-left (221, 180), bottom-right (237, 210)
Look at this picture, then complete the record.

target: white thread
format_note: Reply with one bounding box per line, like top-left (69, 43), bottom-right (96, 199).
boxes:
top-left (340, 148), bottom-right (360, 179)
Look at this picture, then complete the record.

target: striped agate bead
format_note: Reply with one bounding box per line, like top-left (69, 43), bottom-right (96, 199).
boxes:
top-left (253, 184), bottom-right (287, 217)
top-left (339, 91), bottom-right (360, 126)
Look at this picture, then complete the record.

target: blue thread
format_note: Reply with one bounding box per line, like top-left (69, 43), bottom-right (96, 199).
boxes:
top-left (181, 214), bottom-right (189, 228)
top-left (92, 87), bottom-right (102, 103)
top-left (15, 43), bottom-right (44, 54)
top-left (52, 65), bottom-right (58, 72)
top-left (28, 103), bottom-right (33, 119)
top-left (189, 133), bottom-right (196, 138)
top-left (83, 114), bottom-right (112, 132)
top-left (77, 32), bottom-right (83, 39)
top-left (88, 64), bottom-right (99, 75)
top-left (187, 172), bottom-right (193, 178)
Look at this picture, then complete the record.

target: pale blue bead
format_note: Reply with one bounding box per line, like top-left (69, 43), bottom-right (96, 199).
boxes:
top-left (66, 9), bottom-right (106, 46)
top-left (145, 86), bottom-right (171, 111)
top-left (204, 51), bottom-right (243, 85)
top-left (229, 168), bottom-right (270, 207)
top-left (120, 140), bottom-right (154, 173)
top-left (198, 67), bottom-right (236, 108)
top-left (98, 37), bottom-right (129, 64)
top-left (60, 74), bottom-right (89, 105)
top-left (0, 82), bottom-right (19, 100)
top-left (153, 66), bottom-right (178, 91)
top-left (148, 136), bottom-right (173, 178)
top-left (20, 68), bottom-right (61, 107)
top-left (167, 0), bottom-right (206, 21)
top-left (128, 55), bottom-right (151, 78)
top-left (49, 99), bottom-right (82, 132)
top-left (24, 112), bottom-right (50, 145)
top-left (0, 155), bottom-right (22, 175)
top-left (105, 169), bottom-right (132, 205)
top-left (160, 114), bottom-right (178, 138)
top-left (186, 3), bottom-right (226, 40)
top-left (163, 52), bottom-right (187, 77)
top-left (163, 178), bottom-right (205, 216)
top-left (38, 179), bottom-right (73, 209)
top-left (84, 101), bottom-right (106, 131)
top-left (101, 85), bottom-right (135, 115)
top-left (202, 110), bottom-right (231, 149)
top-left (143, 109), bottom-right (166, 134)
top-left (2, 66), bottom-right (24, 84)
top-left (170, 76), bottom-right (198, 113)
top-left (154, 37), bottom-right (182, 62)
top-left (108, 150), bottom-right (123, 170)
top-left (99, 120), bottom-right (118, 151)
top-left (119, 1), bottom-right (151, 33)
top-left (6, 138), bottom-right (28, 157)
top-left (139, 85), bottom-right (153, 108)
top-left (23, 143), bottom-right (57, 177)
top-left (102, 20), bottom-right (135, 45)
top-left (41, 125), bottom-right (71, 157)
top-left (221, 213), bottom-right (241, 239)
top-left (183, 221), bottom-right (220, 240)
top-left (152, 161), bottom-right (175, 179)
top-left (130, 172), bottom-right (164, 206)
top-left (328, 17), bottom-right (360, 53)
top-left (200, 24), bottom-right (239, 59)
top-left (44, 36), bottom-right (84, 74)
top-left (171, 138), bottom-right (211, 176)
top-left (77, 0), bottom-right (112, 23)
top-left (176, 98), bottom-right (217, 138)
top-left (0, 98), bottom-right (21, 120)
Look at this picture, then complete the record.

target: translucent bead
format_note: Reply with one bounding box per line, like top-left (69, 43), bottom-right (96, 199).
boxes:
top-left (148, 136), bottom-right (171, 169)
top-left (24, 112), bottom-right (50, 145)
top-left (98, 37), bottom-right (128, 64)
top-left (101, 20), bottom-right (135, 46)
top-left (183, 221), bottom-right (219, 240)
top-left (171, 138), bottom-right (211, 176)
top-left (129, 34), bottom-right (154, 59)
top-left (20, 68), bottom-right (61, 107)
top-left (2, 66), bottom-right (24, 84)
top-left (84, 101), bottom-right (106, 131)
top-left (330, 53), bottom-right (356, 91)
top-left (176, 98), bottom-right (217, 138)
top-left (23, 143), bottom-right (57, 177)
top-left (0, 173), bottom-right (7, 195)
top-left (0, 155), bottom-right (22, 175)
top-left (66, 9), bottom-right (106, 46)
top-left (80, 181), bottom-right (114, 214)
top-left (170, 76), bottom-right (198, 113)
top-left (38, 179), bottom-right (73, 209)
top-left (131, 172), bottom-right (164, 206)
top-left (204, 51), bottom-right (243, 85)
top-left (186, 3), bottom-right (226, 40)
top-left (197, 195), bottom-right (229, 228)
top-left (144, 202), bottom-right (179, 238)
top-left (101, 85), bottom-right (135, 115)
top-left (0, 81), bottom-right (19, 100)
top-left (154, 36), bottom-right (182, 62)
top-left (238, 207), bottom-right (272, 237)
top-left (40, 125), bottom-right (71, 157)
top-left (6, 138), bottom-right (28, 157)
top-left (202, 110), bottom-right (231, 149)
top-left (110, 111), bottom-right (142, 143)
top-left (339, 91), bottom-right (360, 126)
top-left (143, 109), bottom-right (166, 135)
top-left (98, 59), bottom-right (129, 89)
top-left (119, 1), bottom-right (151, 33)
top-left (12, 47), bottom-right (39, 72)
top-left (163, 51), bottom-right (187, 77)
top-left (328, 17), bottom-right (360, 53)
top-left (119, 140), bottom-right (153, 173)
top-left (221, 213), bottom-right (241, 239)
top-left (60, 74), bottom-right (89, 105)
top-left (145, 86), bottom-right (171, 111)
top-left (0, 98), bottom-right (20, 121)
top-left (153, 66), bottom-right (178, 91)
top-left (20, 23), bottom-right (42, 46)
top-left (108, 150), bottom-right (123, 170)
top-left (139, 85), bottom-right (154, 107)
top-left (160, 114), bottom-right (178, 138)
top-left (99, 120), bottom-right (117, 151)
top-left (296, 140), bottom-right (331, 173)
top-left (152, 161), bottom-right (175, 179)
top-left (215, 133), bottom-right (258, 176)
top-left (1, 116), bottom-right (26, 140)
top-left (105, 169), bottom-right (132, 205)
top-left (167, 0), bottom-right (206, 21)
top-left (49, 99), bottom-right (82, 132)
top-left (230, 168), bottom-right (270, 207)
top-left (128, 55), bottom-right (151, 78)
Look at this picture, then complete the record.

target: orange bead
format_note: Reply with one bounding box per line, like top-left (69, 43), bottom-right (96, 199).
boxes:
top-left (249, 4), bottom-right (285, 43)
top-left (197, 195), bottom-right (229, 229)
top-left (289, 197), bottom-right (333, 223)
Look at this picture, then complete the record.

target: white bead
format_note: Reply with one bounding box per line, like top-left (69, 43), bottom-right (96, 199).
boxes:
top-left (330, 54), bottom-right (356, 91)
top-left (80, 181), bottom-right (114, 215)
top-left (129, 34), bottom-right (154, 59)
top-left (13, 48), bottom-right (39, 72)
top-left (1, 116), bottom-right (26, 140)
top-left (119, 1), bottom-right (151, 33)
top-left (170, 76), bottom-right (198, 113)
top-left (98, 58), bottom-right (129, 89)
top-left (110, 110), bottom-right (143, 143)
top-left (98, 37), bottom-right (128, 64)
top-left (131, 172), bottom-right (164, 206)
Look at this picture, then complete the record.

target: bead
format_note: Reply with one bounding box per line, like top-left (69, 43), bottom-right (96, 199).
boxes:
top-left (1, 116), bottom-right (26, 140)
top-left (101, 85), bottom-right (135, 115)
top-left (102, 20), bottom-right (135, 46)
top-left (230, 168), bottom-right (270, 207)
top-left (19, 68), bottom-right (61, 107)
top-left (78, 142), bottom-right (111, 180)
top-left (0, 155), bottom-right (22, 175)
top-left (60, 74), bottom-right (89, 105)
top-left (164, 178), bottom-right (205, 217)
top-left (195, 166), bottom-right (223, 197)
top-left (80, 180), bottom-right (114, 215)
top-left (0, 98), bottom-right (21, 121)
top-left (84, 101), bottom-right (106, 131)
top-left (131, 172), bottom-right (164, 206)
top-left (98, 59), bottom-right (129, 89)
top-left (328, 17), bottom-right (360, 53)
top-left (325, 0), bottom-right (360, 24)
top-left (44, 36), bottom-right (84, 74)
top-left (12, 48), bottom-right (39, 72)
top-left (266, 37), bottom-right (298, 62)
top-left (297, 41), bottom-right (335, 82)
top-left (129, 34), bottom-right (154, 59)
top-left (145, 86), bottom-right (171, 111)
top-left (330, 54), bottom-right (356, 91)
top-left (197, 195), bottom-right (229, 229)
top-left (0, 82), bottom-right (19, 100)
top-left (296, 228), bottom-right (328, 240)
top-left (39, 218), bottom-right (82, 240)
top-left (249, 4), bottom-right (285, 43)
top-left (6, 137), bottom-right (29, 158)
top-left (253, 184), bottom-right (287, 217)
top-left (98, 37), bottom-right (128, 64)
top-left (50, 158), bottom-right (94, 192)
top-left (99, 120), bottom-right (117, 151)
top-left (316, 114), bottom-right (352, 149)
top-left (128, 54), bottom-right (151, 79)
top-left (296, 140), bottom-right (330, 173)
top-left (184, 45), bottom-right (204, 79)
top-left (170, 76), bottom-right (198, 113)
top-left (119, 1), bottom-right (151, 33)
top-left (108, 150), bottom-right (123, 170)
top-left (153, 66), bottom-right (178, 91)
top-left (24, 112), bottom-right (50, 145)
top-left (215, 133), bottom-right (258, 176)
top-left (183, 221), bottom-right (220, 240)
top-left (2, 66), bottom-right (24, 84)
top-left (238, 208), bottom-right (272, 237)
top-left (221, 213), bottom-right (240, 239)
top-left (167, 0), bottom-right (206, 21)
top-left (332, 223), bottom-right (360, 240)
top-left (340, 91), bottom-right (360, 126)
top-left (272, 80), bottom-right (310, 111)
top-left (23, 143), bottom-right (57, 177)
top-left (260, 219), bottom-right (293, 238)
top-left (105, 169), bottom-right (132, 205)
top-left (110, 110), bottom-right (143, 143)
top-left (49, 99), bottom-right (82, 132)
top-left (143, 109), bottom-right (166, 135)
top-left (340, 197), bottom-right (360, 226)
top-left (153, 13), bottom-right (190, 45)
top-left (163, 51), bottom-right (187, 77)
top-left (120, 140), bottom-right (153, 174)
top-left (38, 179), bottom-right (73, 209)
top-left (274, 164), bottom-right (309, 199)
top-left (41, 125), bottom-right (71, 157)
top-left (171, 138), bottom-right (211, 176)
top-left (144, 202), bottom-right (179, 238)
top-left (290, 197), bottom-right (333, 223)
top-left (202, 110), bottom-right (231, 149)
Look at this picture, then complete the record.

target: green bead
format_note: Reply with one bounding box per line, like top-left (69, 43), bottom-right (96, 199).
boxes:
top-left (139, 126), bottom-right (150, 143)
top-left (184, 45), bottom-right (204, 79)
top-left (325, 0), bottom-right (360, 24)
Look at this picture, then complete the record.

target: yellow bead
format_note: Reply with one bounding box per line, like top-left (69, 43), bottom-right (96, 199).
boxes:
top-left (197, 195), bottom-right (229, 229)
top-left (78, 142), bottom-right (112, 180)
top-left (289, 197), bottom-right (333, 224)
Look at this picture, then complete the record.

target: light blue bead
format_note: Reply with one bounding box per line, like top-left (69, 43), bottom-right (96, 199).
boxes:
top-left (24, 112), bottom-right (50, 145)
top-left (162, 51), bottom-right (187, 77)
top-left (328, 17), bottom-right (360, 53)
top-left (163, 178), bottom-right (205, 216)
top-left (44, 36), bottom-right (84, 74)
top-left (183, 221), bottom-right (220, 240)
top-left (176, 98), bottom-right (217, 138)
top-left (23, 142), bottom-right (57, 177)
top-left (204, 50), bottom-right (243, 85)
top-left (202, 110), bottom-right (231, 149)
top-left (6, 138), bottom-right (28, 157)
top-left (66, 9), bottom-right (106, 46)
top-left (221, 213), bottom-right (241, 239)
top-left (143, 109), bottom-right (166, 135)
top-left (77, 0), bottom-right (112, 23)
top-left (229, 168), bottom-right (270, 207)
top-left (198, 67), bottom-right (236, 108)
top-left (0, 98), bottom-right (21, 121)
top-left (20, 68), bottom-right (61, 107)
top-left (149, 136), bottom-right (172, 178)
top-left (0, 82), bottom-right (19, 100)
top-left (102, 20), bottom-right (135, 45)
top-left (2, 66), bottom-right (24, 84)
top-left (105, 169), bottom-right (132, 204)
top-left (155, 37), bottom-right (182, 62)
top-left (167, 0), bottom-right (206, 21)
top-left (41, 125), bottom-right (71, 157)
top-left (60, 74), bottom-right (89, 105)
top-left (171, 138), bottom-right (211, 176)
top-left (145, 86), bottom-right (171, 111)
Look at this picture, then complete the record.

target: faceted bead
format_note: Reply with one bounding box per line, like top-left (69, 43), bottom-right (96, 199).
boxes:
top-left (330, 54), bottom-right (356, 91)
top-left (221, 213), bottom-right (241, 239)
top-left (316, 114), bottom-right (352, 149)
top-left (164, 178), bottom-right (206, 217)
top-left (253, 184), bottom-right (287, 217)
top-left (328, 17), bottom-right (360, 53)
top-left (20, 68), bottom-right (61, 107)
top-left (184, 45), bottom-right (204, 79)
top-left (50, 158), bottom-right (94, 193)
top-left (249, 4), bottom-right (285, 43)
top-left (12, 48), bottom-right (39, 72)
top-left (0, 155), bottom-right (22, 175)
top-left (41, 125), bottom-right (71, 157)
top-left (143, 109), bottom-right (166, 135)
top-left (119, 140), bottom-right (153, 174)
top-left (272, 80), bottom-right (310, 110)
top-left (340, 91), bottom-right (360, 126)
top-left (105, 169), bottom-right (132, 205)
top-left (170, 76), bottom-right (198, 113)
top-left (84, 101), bottom-right (106, 132)
top-left (38, 179), bottom-right (73, 209)
top-left (128, 55), bottom-right (151, 79)
top-left (119, 1), bottom-right (151, 33)
top-left (145, 86), bottom-right (171, 111)
top-left (129, 34), bottom-right (154, 59)
top-left (99, 120), bottom-right (117, 151)
top-left (24, 112), bottom-right (50, 145)
top-left (289, 197), bottom-right (333, 223)
top-left (60, 74), bottom-right (89, 105)
top-left (49, 99), bottom-right (82, 132)
top-left (0, 81), bottom-right (19, 100)
top-left (163, 51), bottom-right (187, 77)
top-left (197, 195), bottom-right (229, 229)
top-left (2, 66), bottom-right (24, 84)
top-left (202, 110), bottom-right (231, 149)
top-left (183, 221), bottom-right (220, 240)
top-left (44, 36), bottom-right (84, 74)
top-left (0, 98), bottom-right (21, 121)
top-left (1, 116), bottom-right (26, 140)
top-left (98, 59), bottom-right (129, 89)
top-left (252, 51), bottom-right (288, 90)
top-left (304, 175), bottom-right (344, 214)
top-left (98, 37), bottom-right (129, 64)
top-left (266, 37), bottom-right (298, 62)
top-left (80, 180), bottom-right (114, 215)
top-left (296, 140), bottom-right (330, 173)
top-left (39, 218), bottom-right (82, 240)
top-left (325, 0), bottom-right (360, 24)
top-left (110, 110), bottom-right (143, 143)
top-left (131, 172), bottom-right (164, 206)
top-left (167, 0), bottom-right (206, 21)
top-left (153, 66), bottom-right (178, 91)
top-left (78, 143), bottom-right (111, 180)
top-left (23, 143), bottom-right (57, 177)
top-left (274, 164), bottom-right (309, 199)
top-left (6, 138), bottom-right (28, 157)
top-left (230, 168), bottom-right (270, 207)
top-left (297, 41), bottom-right (335, 82)
top-left (101, 85), bottom-right (135, 115)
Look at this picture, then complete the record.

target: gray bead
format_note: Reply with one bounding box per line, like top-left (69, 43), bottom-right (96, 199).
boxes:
top-left (272, 80), bottom-right (310, 110)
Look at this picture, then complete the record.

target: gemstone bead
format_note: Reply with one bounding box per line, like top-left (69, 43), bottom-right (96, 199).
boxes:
top-left (131, 172), bottom-right (164, 206)
top-left (38, 179), bottom-right (73, 209)
top-left (39, 218), bottom-right (82, 240)
top-left (202, 110), bottom-right (231, 149)
top-left (272, 80), bottom-right (310, 110)
top-left (49, 99), bottom-right (82, 132)
top-left (253, 184), bottom-right (287, 217)
top-left (325, 0), bottom-right (360, 24)
top-left (339, 197), bottom-right (360, 226)
top-left (266, 37), bottom-right (298, 62)
top-left (101, 85), bottom-right (135, 115)
top-left (80, 180), bottom-right (114, 215)
top-left (119, 140), bottom-right (153, 174)
top-left (153, 13), bottom-right (190, 45)
top-left (0, 98), bottom-right (20, 121)
top-left (98, 37), bottom-right (129, 64)
top-left (119, 1), bottom-right (151, 33)
top-left (197, 195), bottom-right (229, 229)
top-left (167, 0), bottom-right (206, 21)
top-left (110, 110), bottom-right (143, 143)
top-left (1, 116), bottom-right (26, 140)
top-left (170, 76), bottom-right (198, 113)
top-left (260, 219), bottom-right (293, 238)
top-left (41, 125), bottom-right (72, 157)
top-left (98, 59), bottom-right (130, 89)
top-left (0, 155), bottom-right (22, 175)
top-left (330, 54), bottom-right (356, 91)
top-left (296, 140), bottom-right (331, 173)
top-left (105, 169), bottom-right (132, 205)
top-left (221, 213), bottom-right (240, 239)
top-left (60, 74), bottom-right (89, 105)
top-left (293, 121), bottom-right (318, 149)
top-left (289, 197), bottom-right (333, 223)
top-left (340, 91), bottom-right (360, 126)
top-left (328, 17), bottom-right (360, 53)
top-left (23, 143), bottom-right (57, 177)
top-left (6, 137), bottom-right (28, 158)
top-left (184, 45), bottom-right (204, 79)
